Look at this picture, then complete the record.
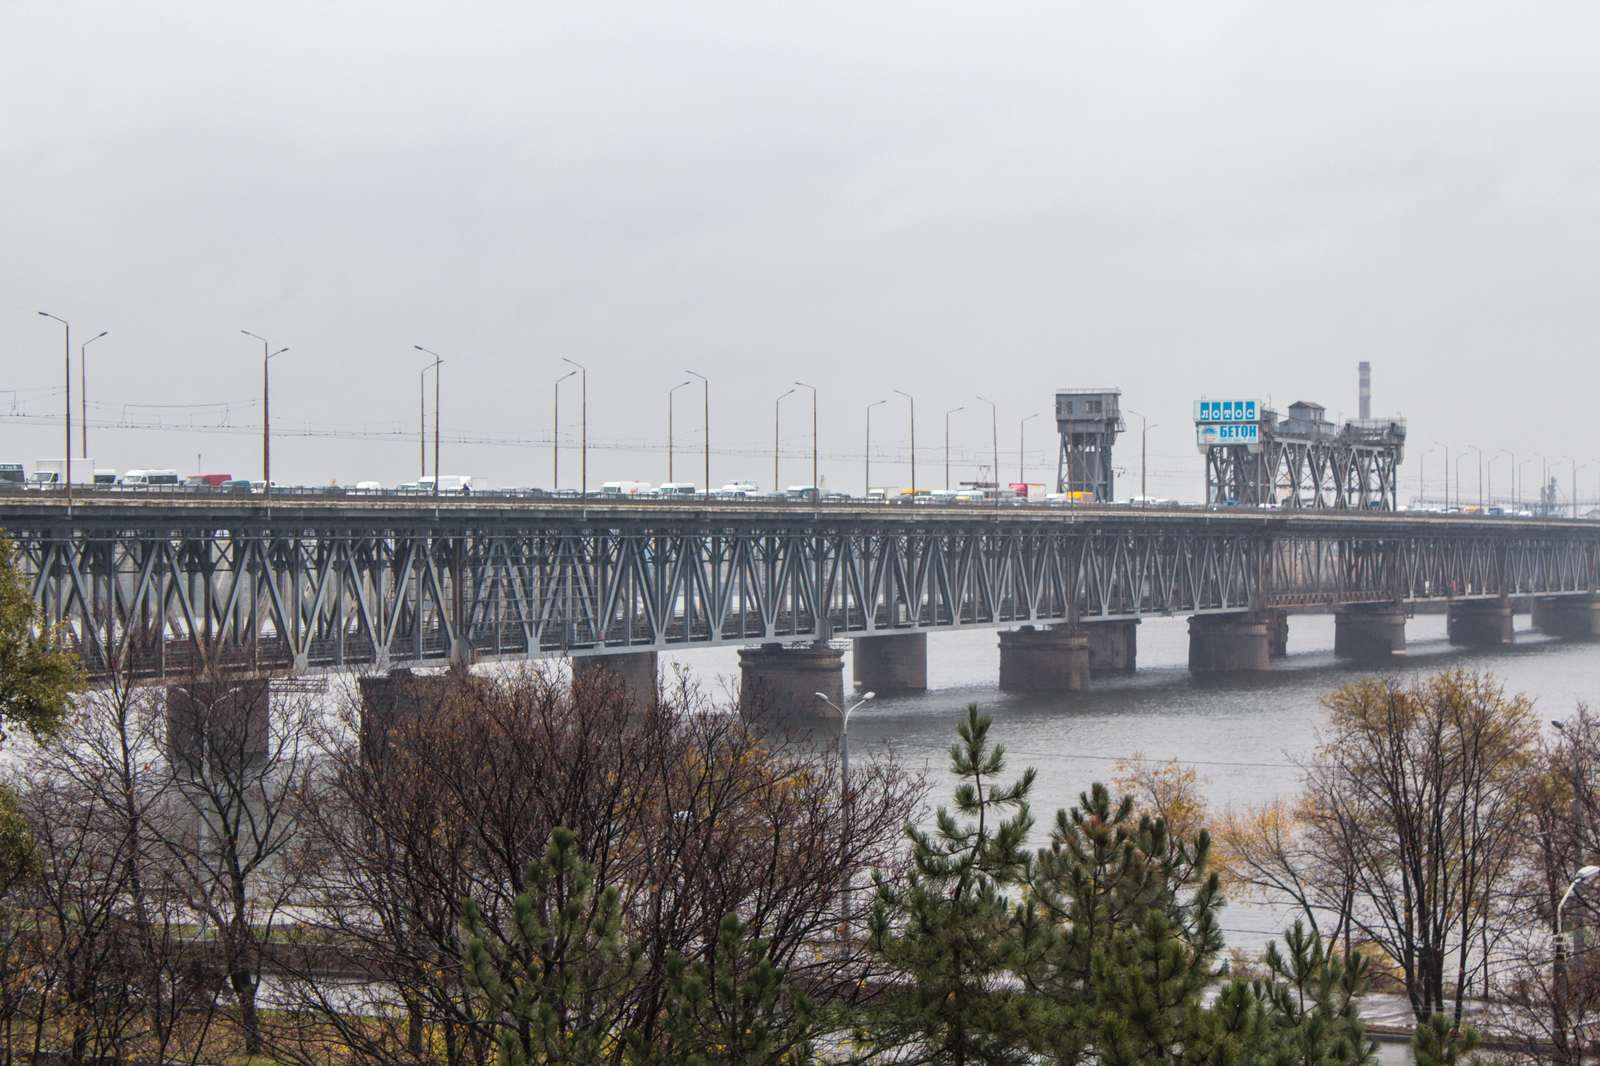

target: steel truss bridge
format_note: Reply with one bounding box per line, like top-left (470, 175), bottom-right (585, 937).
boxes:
top-left (4, 496), bottom-right (1598, 681)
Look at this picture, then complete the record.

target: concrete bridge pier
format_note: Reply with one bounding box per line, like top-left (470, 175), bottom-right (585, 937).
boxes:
top-left (1334, 604), bottom-right (1407, 661)
top-left (571, 651), bottom-right (660, 703)
top-left (1447, 601), bottom-right (1515, 647)
top-left (1085, 620), bottom-right (1138, 674)
top-left (165, 679), bottom-right (271, 771)
top-left (358, 668), bottom-right (456, 762)
top-left (998, 625), bottom-right (1090, 693)
top-left (739, 642), bottom-right (845, 728)
top-left (1532, 596), bottom-right (1600, 639)
top-left (1266, 609), bottom-right (1289, 659)
top-left (852, 632), bottom-right (927, 693)
top-left (1188, 614), bottom-right (1272, 672)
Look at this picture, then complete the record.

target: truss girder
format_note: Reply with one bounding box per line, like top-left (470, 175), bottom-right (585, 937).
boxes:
top-left (5, 513), bottom-right (1597, 680)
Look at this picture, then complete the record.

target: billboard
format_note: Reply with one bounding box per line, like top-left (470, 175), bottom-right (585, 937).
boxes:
top-left (1196, 422), bottom-right (1262, 452)
top-left (1194, 399), bottom-right (1260, 423)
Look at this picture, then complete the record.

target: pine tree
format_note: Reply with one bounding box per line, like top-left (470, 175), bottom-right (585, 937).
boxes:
top-left (1238, 921), bottom-right (1377, 1065)
top-left (863, 704), bottom-right (1038, 1065)
top-left (461, 826), bottom-right (642, 1066)
top-left (646, 912), bottom-right (817, 1065)
top-left (1021, 781), bottom-right (1226, 1064)
top-left (1410, 1014), bottom-right (1488, 1066)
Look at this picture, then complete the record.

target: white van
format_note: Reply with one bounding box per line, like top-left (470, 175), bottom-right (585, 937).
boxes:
top-left (118, 469), bottom-right (180, 488)
top-left (600, 480), bottom-right (653, 497)
top-left (657, 482), bottom-right (698, 497)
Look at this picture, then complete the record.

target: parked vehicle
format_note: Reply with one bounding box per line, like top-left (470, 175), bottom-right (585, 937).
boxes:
top-left (784, 485), bottom-right (818, 502)
top-left (418, 474), bottom-right (481, 494)
top-left (185, 473), bottom-right (233, 489)
top-left (92, 469), bottom-right (117, 485)
top-left (0, 464), bottom-right (23, 486)
top-left (221, 479), bottom-right (253, 493)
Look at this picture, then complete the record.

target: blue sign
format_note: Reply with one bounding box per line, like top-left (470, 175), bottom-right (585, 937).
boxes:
top-left (1197, 423), bottom-right (1261, 448)
top-left (1196, 399), bottom-right (1259, 424)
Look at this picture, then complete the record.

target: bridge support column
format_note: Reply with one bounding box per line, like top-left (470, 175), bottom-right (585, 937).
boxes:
top-left (998, 625), bottom-right (1089, 693)
top-left (1085, 620), bottom-right (1138, 674)
top-left (358, 668), bottom-right (456, 762)
top-left (1334, 604), bottom-right (1407, 662)
top-left (165, 679), bottom-right (271, 771)
top-left (739, 642), bottom-right (844, 728)
top-left (1447, 601), bottom-right (1514, 647)
top-left (852, 632), bottom-right (927, 693)
top-left (1188, 614), bottom-right (1271, 673)
top-left (571, 651), bottom-right (659, 704)
top-left (1266, 609), bottom-right (1289, 659)
top-left (1533, 597), bottom-right (1600, 639)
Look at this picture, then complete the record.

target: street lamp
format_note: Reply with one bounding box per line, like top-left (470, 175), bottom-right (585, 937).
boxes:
top-left (1418, 444), bottom-right (1438, 509)
top-left (944, 405), bottom-right (965, 490)
top-left (1520, 458), bottom-right (1535, 512)
top-left (415, 346), bottom-right (445, 497)
top-left (1127, 409), bottom-right (1156, 503)
top-left (1433, 441), bottom-right (1451, 509)
top-left (80, 330), bottom-right (107, 459)
top-left (685, 369), bottom-right (709, 492)
top-left (1562, 456), bottom-right (1579, 520)
top-left (1556, 864), bottom-right (1600, 1057)
top-left (864, 399), bottom-right (886, 497)
top-left (794, 381), bottom-right (818, 493)
top-left (666, 380), bottom-right (692, 483)
top-left (553, 369), bottom-right (576, 490)
top-left (815, 689), bottom-right (875, 937)
top-left (1489, 449), bottom-right (1511, 512)
top-left (1462, 444), bottom-right (1482, 510)
top-left (976, 395), bottom-right (999, 495)
top-left (893, 390), bottom-right (916, 497)
top-left (1019, 413), bottom-right (1040, 486)
top-left (420, 356), bottom-right (442, 480)
top-left (245, 331), bottom-right (289, 500)
top-left (774, 388), bottom-right (795, 493)
top-left (560, 357), bottom-right (588, 495)
top-left (38, 312), bottom-right (70, 503)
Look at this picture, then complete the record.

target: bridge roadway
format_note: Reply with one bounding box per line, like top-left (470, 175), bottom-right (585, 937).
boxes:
top-left (3, 493), bottom-right (1598, 703)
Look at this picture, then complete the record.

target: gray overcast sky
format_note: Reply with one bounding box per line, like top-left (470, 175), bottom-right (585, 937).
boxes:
top-left (5, 0), bottom-right (1599, 501)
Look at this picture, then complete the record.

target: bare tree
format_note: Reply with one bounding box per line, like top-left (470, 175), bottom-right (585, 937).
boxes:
top-left (152, 670), bottom-right (318, 1056)
top-left (269, 662), bottom-right (920, 1066)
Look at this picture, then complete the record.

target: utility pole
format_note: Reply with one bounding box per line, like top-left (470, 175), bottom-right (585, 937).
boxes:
top-left (686, 369), bottom-right (709, 491)
top-left (1434, 441), bottom-right (1450, 509)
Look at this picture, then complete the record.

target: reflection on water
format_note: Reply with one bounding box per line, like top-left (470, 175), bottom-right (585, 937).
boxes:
top-left (666, 612), bottom-right (1600, 951)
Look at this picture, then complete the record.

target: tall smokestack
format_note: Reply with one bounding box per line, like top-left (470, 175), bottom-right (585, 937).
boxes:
top-left (1358, 361), bottom-right (1371, 420)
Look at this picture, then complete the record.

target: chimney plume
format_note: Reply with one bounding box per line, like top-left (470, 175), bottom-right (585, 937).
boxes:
top-left (1358, 361), bottom-right (1371, 420)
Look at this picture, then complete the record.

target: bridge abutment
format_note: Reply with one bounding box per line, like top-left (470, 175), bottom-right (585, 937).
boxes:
top-left (1532, 597), bottom-right (1600, 639)
top-left (998, 625), bottom-right (1090, 693)
top-left (1188, 614), bottom-right (1272, 672)
top-left (1447, 601), bottom-right (1515, 647)
top-left (1334, 604), bottom-right (1407, 662)
top-left (571, 651), bottom-right (659, 703)
top-left (1085, 620), bottom-right (1138, 673)
top-left (852, 632), bottom-right (927, 693)
top-left (739, 642), bottom-right (845, 728)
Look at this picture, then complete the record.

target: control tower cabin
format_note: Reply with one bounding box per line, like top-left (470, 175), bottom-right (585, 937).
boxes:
top-left (1055, 389), bottom-right (1123, 501)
